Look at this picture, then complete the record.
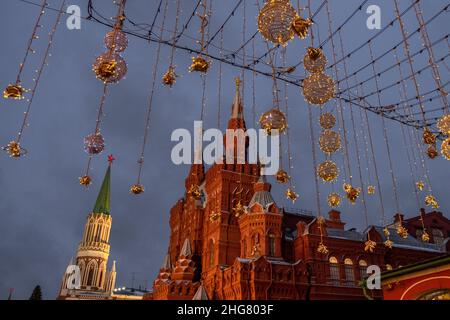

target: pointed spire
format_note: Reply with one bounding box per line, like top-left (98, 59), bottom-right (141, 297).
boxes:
top-left (231, 77), bottom-right (243, 119)
top-left (192, 285), bottom-right (209, 300)
top-left (93, 161), bottom-right (112, 215)
top-left (161, 254), bottom-right (172, 270)
top-left (111, 260), bottom-right (116, 272)
top-left (180, 238), bottom-right (192, 258)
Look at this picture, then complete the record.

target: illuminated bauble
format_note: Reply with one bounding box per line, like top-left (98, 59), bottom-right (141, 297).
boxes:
top-left (317, 160), bottom-right (338, 182)
top-left (383, 227), bottom-right (390, 237)
top-left (93, 52), bottom-right (127, 83)
top-left (304, 47), bottom-right (327, 73)
top-left (364, 240), bottom-right (376, 253)
top-left (275, 169), bottom-right (290, 183)
top-left (84, 132), bottom-right (105, 155)
top-left (187, 184), bottom-right (202, 200)
top-left (425, 194), bottom-right (439, 209)
top-left (441, 138), bottom-right (450, 160)
top-left (344, 185), bottom-right (361, 204)
top-left (396, 225), bottom-right (408, 239)
top-left (437, 114), bottom-right (450, 135)
top-left (416, 181), bottom-right (425, 191)
top-left (233, 201), bottom-right (246, 218)
top-left (259, 108), bottom-right (287, 135)
top-left (189, 56), bottom-right (210, 73)
top-left (104, 30), bottom-right (128, 53)
top-left (317, 242), bottom-right (329, 254)
top-left (319, 130), bottom-right (341, 154)
top-left (130, 184), bottom-right (145, 195)
top-left (3, 83), bottom-right (25, 100)
top-left (319, 112), bottom-right (336, 129)
top-left (257, 0), bottom-right (297, 46)
top-left (384, 239), bottom-right (393, 249)
top-left (3, 140), bottom-right (26, 158)
top-left (302, 72), bottom-right (335, 105)
top-left (367, 185), bottom-right (376, 195)
top-left (162, 66), bottom-right (177, 87)
top-left (79, 175), bottom-right (92, 187)
top-left (327, 193), bottom-right (341, 208)
top-left (285, 187), bottom-right (299, 203)
top-left (421, 231), bottom-right (430, 243)
top-left (426, 144), bottom-right (438, 159)
top-left (423, 128), bottom-right (436, 145)
top-left (292, 16), bottom-right (313, 39)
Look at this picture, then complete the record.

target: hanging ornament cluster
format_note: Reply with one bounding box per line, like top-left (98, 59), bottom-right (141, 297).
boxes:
top-left (162, 66), bottom-right (178, 87)
top-left (319, 129), bottom-right (341, 154)
top-left (3, 84), bottom-right (26, 100)
top-left (422, 128), bottom-right (439, 160)
top-left (441, 138), bottom-right (450, 160)
top-left (285, 187), bottom-right (298, 203)
top-left (343, 183), bottom-right (361, 205)
top-left (364, 239), bottom-right (377, 253)
top-left (83, 132), bottom-right (105, 155)
top-left (259, 108), bottom-right (288, 135)
top-left (304, 47), bottom-right (327, 73)
top-left (437, 114), bottom-right (450, 136)
top-left (130, 184), bottom-right (145, 195)
top-left (425, 194), bottom-right (439, 209)
top-left (327, 192), bottom-right (341, 208)
top-left (319, 112), bottom-right (336, 129)
top-left (396, 225), bottom-right (408, 239)
top-left (416, 181), bottom-right (425, 191)
top-left (233, 201), bottom-right (245, 218)
top-left (257, 0), bottom-right (297, 46)
top-left (189, 1), bottom-right (210, 74)
top-left (367, 185), bottom-right (376, 195)
top-left (292, 16), bottom-right (313, 39)
top-left (79, 175), bottom-right (92, 187)
top-left (383, 228), bottom-right (394, 249)
top-left (2, 141), bottom-right (26, 158)
top-left (316, 217), bottom-right (328, 254)
top-left (189, 56), bottom-right (210, 73)
top-left (317, 160), bottom-right (339, 182)
top-left (276, 169), bottom-right (290, 184)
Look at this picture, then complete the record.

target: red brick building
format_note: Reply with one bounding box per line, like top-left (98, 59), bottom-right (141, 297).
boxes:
top-left (148, 83), bottom-right (450, 300)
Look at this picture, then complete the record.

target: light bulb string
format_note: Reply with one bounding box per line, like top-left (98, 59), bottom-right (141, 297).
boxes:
top-left (168, 0), bottom-right (181, 68)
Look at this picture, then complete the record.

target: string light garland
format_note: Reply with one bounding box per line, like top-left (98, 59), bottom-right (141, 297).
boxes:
top-left (162, 0), bottom-right (181, 87)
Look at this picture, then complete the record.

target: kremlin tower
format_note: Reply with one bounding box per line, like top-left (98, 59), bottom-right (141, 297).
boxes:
top-left (58, 159), bottom-right (117, 300)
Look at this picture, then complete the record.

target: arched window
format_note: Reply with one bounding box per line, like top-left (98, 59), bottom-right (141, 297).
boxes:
top-left (432, 228), bottom-right (444, 245)
top-left (329, 256), bottom-right (339, 285)
top-left (209, 240), bottom-right (215, 267)
top-left (87, 267), bottom-right (95, 286)
top-left (344, 258), bottom-right (355, 285)
top-left (359, 260), bottom-right (368, 280)
top-left (98, 270), bottom-right (103, 287)
top-left (268, 234), bottom-right (276, 257)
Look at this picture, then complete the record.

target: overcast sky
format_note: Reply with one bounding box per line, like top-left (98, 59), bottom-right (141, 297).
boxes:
top-left (0, 0), bottom-right (448, 299)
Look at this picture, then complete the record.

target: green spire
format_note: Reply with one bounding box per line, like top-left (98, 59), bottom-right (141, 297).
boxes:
top-left (93, 164), bottom-right (111, 215)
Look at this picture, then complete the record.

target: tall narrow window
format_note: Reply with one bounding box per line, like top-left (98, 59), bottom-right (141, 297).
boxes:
top-left (87, 267), bottom-right (94, 286)
top-left (209, 240), bottom-right (214, 267)
top-left (359, 260), bottom-right (368, 280)
top-left (268, 234), bottom-right (276, 256)
top-left (329, 256), bottom-right (340, 285)
top-left (344, 258), bottom-right (355, 286)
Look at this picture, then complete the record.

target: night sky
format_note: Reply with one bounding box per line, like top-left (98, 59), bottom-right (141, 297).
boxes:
top-left (0, 0), bottom-right (448, 299)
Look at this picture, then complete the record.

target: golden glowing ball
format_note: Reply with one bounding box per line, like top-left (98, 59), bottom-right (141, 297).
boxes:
top-left (304, 47), bottom-right (327, 73)
top-left (189, 56), bottom-right (210, 73)
top-left (319, 130), bottom-right (341, 154)
top-left (93, 52), bottom-right (127, 83)
top-left (285, 187), bottom-right (299, 203)
top-left (84, 132), bottom-right (105, 155)
top-left (302, 72), bottom-right (335, 105)
top-left (416, 181), bottom-right (425, 191)
top-left (162, 66), bottom-right (177, 87)
top-left (104, 30), bottom-right (128, 53)
top-left (292, 16), bottom-right (313, 39)
top-left (259, 108), bottom-right (288, 135)
top-left (79, 175), bottom-right (92, 187)
top-left (396, 225), bottom-right (408, 239)
top-left (441, 138), bottom-right (450, 160)
top-left (3, 140), bottom-right (26, 158)
top-left (344, 185), bottom-right (361, 204)
top-left (437, 114), bottom-right (450, 136)
top-left (425, 194), bottom-right (439, 209)
top-left (317, 242), bottom-right (329, 254)
top-left (3, 83), bottom-right (25, 100)
top-left (317, 160), bottom-right (338, 182)
top-left (367, 185), bottom-right (376, 195)
top-left (275, 169), bottom-right (290, 184)
top-left (327, 193), bottom-right (341, 208)
top-left (364, 240), bottom-right (376, 253)
top-left (130, 184), bottom-right (145, 195)
top-left (319, 112), bottom-right (336, 129)
top-left (423, 128), bottom-right (437, 145)
top-left (427, 144), bottom-right (438, 159)
top-left (257, 0), bottom-right (297, 46)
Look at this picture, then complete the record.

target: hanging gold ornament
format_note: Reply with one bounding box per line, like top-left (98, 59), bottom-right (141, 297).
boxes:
top-left (189, 56), bottom-right (210, 73)
top-left (259, 108), bottom-right (288, 135)
top-left (421, 231), bottom-right (430, 243)
top-left (285, 187), bottom-right (299, 203)
top-left (437, 114), bottom-right (450, 135)
top-left (384, 239), bottom-right (393, 249)
top-left (233, 201), bottom-right (246, 218)
top-left (317, 160), bottom-right (339, 182)
top-left (93, 52), bottom-right (127, 83)
top-left (104, 30), bottom-right (128, 53)
top-left (317, 242), bottom-right (329, 254)
top-left (427, 144), bottom-right (438, 159)
top-left (319, 130), bottom-right (341, 154)
top-left (343, 183), bottom-right (352, 193)
top-left (344, 184), bottom-right (361, 204)
top-left (302, 72), bottom-right (335, 105)
top-left (130, 184), bottom-right (145, 195)
top-left (3, 140), bottom-right (26, 158)
top-left (275, 169), bottom-right (290, 183)
top-left (292, 16), bottom-right (313, 39)
top-left (257, 0), bottom-right (297, 46)
top-left (3, 83), bottom-right (25, 100)
top-left (304, 47), bottom-right (327, 73)
top-left (327, 192), bottom-right (341, 208)
top-left (319, 112), bottom-right (336, 129)
top-left (84, 132), bottom-right (105, 155)
top-left (425, 194), bottom-right (439, 209)
top-left (383, 227), bottom-right (390, 237)
top-left (441, 138), bottom-right (450, 160)
top-left (364, 240), bottom-right (377, 253)
top-left (187, 184), bottom-right (202, 200)
top-left (423, 128), bottom-right (437, 145)
top-left (162, 66), bottom-right (177, 87)
top-left (79, 175), bottom-right (92, 187)
top-left (367, 185), bottom-right (376, 195)
top-left (416, 181), bottom-right (425, 191)
top-left (209, 210), bottom-right (221, 222)
top-left (396, 225), bottom-right (408, 239)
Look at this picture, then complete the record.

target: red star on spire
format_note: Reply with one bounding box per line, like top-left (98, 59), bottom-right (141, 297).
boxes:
top-left (108, 154), bottom-right (115, 165)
